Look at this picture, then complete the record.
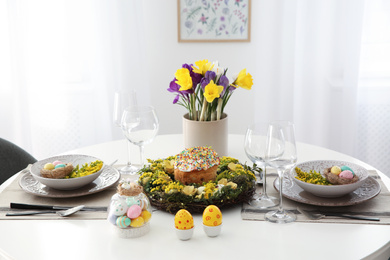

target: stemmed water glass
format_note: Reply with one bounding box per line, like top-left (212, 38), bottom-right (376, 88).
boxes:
top-left (244, 123), bottom-right (279, 208)
top-left (264, 121), bottom-right (297, 223)
top-left (113, 89), bottom-right (138, 174)
top-left (121, 106), bottom-right (159, 169)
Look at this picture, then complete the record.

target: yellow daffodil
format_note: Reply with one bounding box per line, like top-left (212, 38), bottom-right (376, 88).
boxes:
top-left (175, 68), bottom-right (193, 91)
top-left (204, 80), bottom-right (224, 103)
top-left (233, 68), bottom-right (253, 90)
top-left (192, 59), bottom-right (214, 75)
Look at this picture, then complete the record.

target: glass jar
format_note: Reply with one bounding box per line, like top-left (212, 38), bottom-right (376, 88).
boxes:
top-left (107, 184), bottom-right (152, 238)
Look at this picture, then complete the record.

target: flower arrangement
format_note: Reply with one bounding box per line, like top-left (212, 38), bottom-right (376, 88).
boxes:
top-left (168, 59), bottom-right (253, 121)
top-left (138, 156), bottom-right (257, 213)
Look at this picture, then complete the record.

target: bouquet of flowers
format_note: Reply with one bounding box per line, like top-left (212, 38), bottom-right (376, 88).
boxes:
top-left (168, 59), bottom-right (253, 121)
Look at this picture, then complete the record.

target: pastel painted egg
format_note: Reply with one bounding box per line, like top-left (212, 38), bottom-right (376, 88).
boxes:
top-left (339, 170), bottom-right (354, 179)
top-left (111, 200), bottom-right (128, 216)
top-left (341, 166), bottom-right (355, 175)
top-left (140, 210), bottom-right (152, 223)
top-left (54, 164), bottom-right (66, 169)
top-left (174, 209), bottom-right (194, 230)
top-left (107, 212), bottom-right (117, 225)
top-left (125, 197), bottom-right (141, 207)
top-left (130, 216), bottom-right (144, 227)
top-left (140, 198), bottom-right (149, 210)
top-left (127, 205), bottom-right (142, 219)
top-left (116, 216), bottom-right (131, 228)
top-left (330, 166), bottom-right (341, 175)
top-left (52, 160), bottom-right (63, 166)
top-left (203, 205), bottom-right (222, 227)
top-left (43, 163), bottom-right (55, 170)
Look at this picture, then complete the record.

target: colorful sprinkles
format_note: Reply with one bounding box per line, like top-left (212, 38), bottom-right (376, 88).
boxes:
top-left (174, 146), bottom-right (220, 172)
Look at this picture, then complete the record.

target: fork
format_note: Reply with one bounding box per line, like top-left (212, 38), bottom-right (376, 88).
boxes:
top-left (297, 207), bottom-right (380, 222)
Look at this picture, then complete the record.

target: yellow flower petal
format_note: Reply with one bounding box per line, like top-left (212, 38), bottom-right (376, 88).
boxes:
top-left (175, 68), bottom-right (193, 91)
top-left (203, 80), bottom-right (224, 103)
top-left (234, 69), bottom-right (253, 90)
top-left (192, 59), bottom-right (214, 75)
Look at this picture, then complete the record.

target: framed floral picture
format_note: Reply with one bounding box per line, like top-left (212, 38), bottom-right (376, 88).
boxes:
top-left (178, 0), bottom-right (251, 42)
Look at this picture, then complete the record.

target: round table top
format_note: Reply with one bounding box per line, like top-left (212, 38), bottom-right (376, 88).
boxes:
top-left (1, 134), bottom-right (389, 260)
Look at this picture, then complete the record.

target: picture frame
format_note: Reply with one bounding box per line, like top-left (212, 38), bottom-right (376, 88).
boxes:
top-left (178, 0), bottom-right (251, 42)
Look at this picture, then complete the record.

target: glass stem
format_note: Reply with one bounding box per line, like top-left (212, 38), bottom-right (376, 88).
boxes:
top-left (263, 167), bottom-right (267, 196)
top-left (139, 145), bottom-right (145, 168)
top-left (126, 141), bottom-right (132, 167)
top-left (277, 168), bottom-right (284, 213)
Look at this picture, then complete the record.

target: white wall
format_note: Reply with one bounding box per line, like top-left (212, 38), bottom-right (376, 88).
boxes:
top-left (141, 0), bottom-right (261, 135)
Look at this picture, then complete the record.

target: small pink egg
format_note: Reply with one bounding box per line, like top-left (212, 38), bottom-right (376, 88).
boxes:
top-left (339, 170), bottom-right (354, 179)
top-left (127, 205), bottom-right (142, 219)
top-left (53, 160), bottom-right (63, 166)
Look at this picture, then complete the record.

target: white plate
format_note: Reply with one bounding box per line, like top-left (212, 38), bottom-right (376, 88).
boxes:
top-left (30, 155), bottom-right (105, 190)
top-left (292, 160), bottom-right (369, 198)
top-left (273, 176), bottom-right (381, 207)
top-left (19, 166), bottom-right (120, 198)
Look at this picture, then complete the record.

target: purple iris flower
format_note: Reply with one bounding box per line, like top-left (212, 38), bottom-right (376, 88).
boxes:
top-left (168, 77), bottom-right (192, 104)
top-left (218, 75), bottom-right (230, 95)
top-left (173, 94), bottom-right (180, 104)
top-left (200, 71), bottom-right (216, 90)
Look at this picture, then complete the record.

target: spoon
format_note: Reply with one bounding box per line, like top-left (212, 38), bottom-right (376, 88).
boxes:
top-left (6, 205), bottom-right (85, 217)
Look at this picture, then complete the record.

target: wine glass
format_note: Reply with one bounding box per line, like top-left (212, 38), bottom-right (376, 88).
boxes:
top-left (121, 106), bottom-right (159, 168)
top-left (113, 89), bottom-right (138, 174)
top-left (264, 121), bottom-right (297, 223)
top-left (244, 123), bottom-right (279, 208)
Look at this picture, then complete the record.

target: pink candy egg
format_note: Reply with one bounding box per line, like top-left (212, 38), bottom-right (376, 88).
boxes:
top-left (53, 160), bottom-right (63, 166)
top-left (127, 205), bottom-right (142, 219)
top-left (339, 170), bottom-right (354, 179)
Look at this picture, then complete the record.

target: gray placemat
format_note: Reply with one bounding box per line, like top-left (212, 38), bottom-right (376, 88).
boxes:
top-left (242, 170), bottom-right (390, 224)
top-left (0, 166), bottom-right (136, 220)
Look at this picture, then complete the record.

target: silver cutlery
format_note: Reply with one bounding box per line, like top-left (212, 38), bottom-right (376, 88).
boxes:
top-left (6, 205), bottom-right (85, 217)
top-left (297, 207), bottom-right (380, 222)
top-left (10, 202), bottom-right (107, 211)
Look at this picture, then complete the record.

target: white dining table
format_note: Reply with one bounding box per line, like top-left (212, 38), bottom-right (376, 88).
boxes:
top-left (1, 134), bottom-right (390, 260)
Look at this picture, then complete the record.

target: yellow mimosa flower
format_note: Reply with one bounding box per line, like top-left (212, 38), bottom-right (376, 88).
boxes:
top-left (192, 59), bottom-right (214, 75)
top-left (204, 80), bottom-right (224, 103)
top-left (175, 68), bottom-right (193, 91)
top-left (233, 68), bottom-right (253, 90)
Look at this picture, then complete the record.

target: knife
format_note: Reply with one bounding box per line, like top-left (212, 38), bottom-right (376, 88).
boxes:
top-left (10, 203), bottom-right (107, 212)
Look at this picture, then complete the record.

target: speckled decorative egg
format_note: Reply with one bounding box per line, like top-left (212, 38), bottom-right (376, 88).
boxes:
top-left (130, 216), bottom-right (145, 228)
top-left (203, 205), bottom-right (222, 227)
top-left (110, 200), bottom-right (128, 216)
top-left (127, 205), bottom-right (142, 219)
top-left (174, 209), bottom-right (194, 230)
top-left (125, 197), bottom-right (141, 207)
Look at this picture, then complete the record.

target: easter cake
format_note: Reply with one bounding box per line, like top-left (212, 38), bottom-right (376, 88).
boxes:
top-left (40, 161), bottom-right (74, 179)
top-left (174, 146), bottom-right (220, 185)
top-left (138, 148), bottom-right (257, 214)
top-left (323, 165), bottom-right (359, 185)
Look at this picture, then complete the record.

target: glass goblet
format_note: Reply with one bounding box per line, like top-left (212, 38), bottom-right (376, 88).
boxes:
top-left (121, 106), bottom-right (159, 169)
top-left (244, 123), bottom-right (279, 208)
top-left (113, 89), bottom-right (139, 174)
top-left (264, 121), bottom-right (297, 224)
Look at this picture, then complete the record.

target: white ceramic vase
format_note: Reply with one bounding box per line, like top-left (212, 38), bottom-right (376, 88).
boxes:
top-left (182, 113), bottom-right (228, 156)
